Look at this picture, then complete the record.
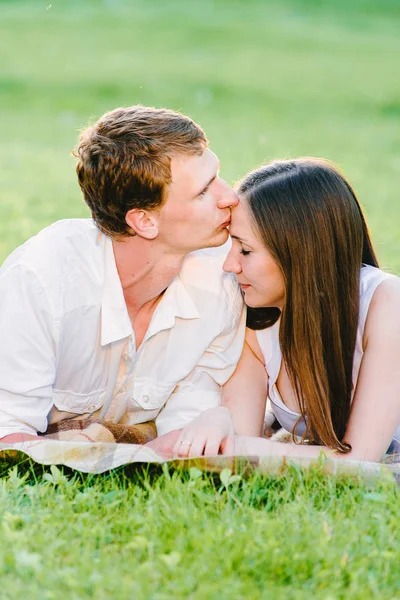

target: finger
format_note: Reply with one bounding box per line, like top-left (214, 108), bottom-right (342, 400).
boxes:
top-left (177, 442), bottom-right (193, 458)
top-left (172, 427), bottom-right (191, 455)
top-left (220, 435), bottom-right (235, 455)
top-left (172, 430), bottom-right (193, 457)
top-left (172, 436), bottom-right (183, 456)
top-left (188, 436), bottom-right (207, 458)
top-left (168, 429), bottom-right (183, 445)
top-left (160, 429), bottom-right (182, 449)
top-left (175, 435), bottom-right (196, 458)
top-left (204, 435), bottom-right (224, 457)
top-left (148, 429), bottom-right (181, 454)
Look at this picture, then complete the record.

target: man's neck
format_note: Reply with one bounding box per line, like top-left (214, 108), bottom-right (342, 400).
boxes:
top-left (112, 237), bottom-right (186, 317)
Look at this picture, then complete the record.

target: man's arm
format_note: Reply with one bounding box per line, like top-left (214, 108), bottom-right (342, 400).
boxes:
top-left (155, 303), bottom-right (246, 436)
top-left (0, 265), bottom-right (55, 440)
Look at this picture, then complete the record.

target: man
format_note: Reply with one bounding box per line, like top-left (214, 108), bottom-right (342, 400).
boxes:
top-left (0, 105), bottom-right (245, 448)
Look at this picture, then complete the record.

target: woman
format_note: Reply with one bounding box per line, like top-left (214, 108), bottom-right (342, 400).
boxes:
top-left (172, 158), bottom-right (400, 462)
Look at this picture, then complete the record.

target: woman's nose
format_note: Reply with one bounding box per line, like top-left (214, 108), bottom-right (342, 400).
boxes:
top-left (223, 251), bottom-right (241, 274)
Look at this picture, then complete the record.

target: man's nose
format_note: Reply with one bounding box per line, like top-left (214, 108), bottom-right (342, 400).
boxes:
top-left (217, 180), bottom-right (239, 209)
top-left (223, 251), bottom-right (241, 274)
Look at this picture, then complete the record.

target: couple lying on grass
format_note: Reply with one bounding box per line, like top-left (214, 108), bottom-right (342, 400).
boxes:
top-left (0, 105), bottom-right (399, 463)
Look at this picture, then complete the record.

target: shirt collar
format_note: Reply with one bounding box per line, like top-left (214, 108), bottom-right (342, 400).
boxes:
top-left (101, 235), bottom-right (133, 346)
top-left (144, 274), bottom-right (201, 341)
top-left (101, 235), bottom-right (201, 346)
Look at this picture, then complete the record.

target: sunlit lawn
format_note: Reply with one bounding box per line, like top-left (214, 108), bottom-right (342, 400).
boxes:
top-left (1, 0), bottom-right (400, 597)
top-left (0, 460), bottom-right (399, 599)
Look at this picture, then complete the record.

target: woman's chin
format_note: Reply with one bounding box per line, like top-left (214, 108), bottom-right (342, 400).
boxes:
top-left (243, 295), bottom-right (262, 309)
top-left (242, 288), bottom-right (284, 310)
top-left (243, 292), bottom-right (272, 309)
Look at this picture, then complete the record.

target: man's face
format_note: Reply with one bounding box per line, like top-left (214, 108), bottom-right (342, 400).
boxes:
top-left (155, 148), bottom-right (238, 254)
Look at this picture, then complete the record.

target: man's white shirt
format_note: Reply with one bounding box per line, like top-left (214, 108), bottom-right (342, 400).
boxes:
top-left (0, 219), bottom-right (245, 439)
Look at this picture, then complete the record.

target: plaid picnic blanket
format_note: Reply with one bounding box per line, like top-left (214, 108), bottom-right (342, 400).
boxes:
top-left (0, 433), bottom-right (399, 481)
top-left (41, 418), bottom-right (157, 445)
top-left (0, 416), bottom-right (398, 479)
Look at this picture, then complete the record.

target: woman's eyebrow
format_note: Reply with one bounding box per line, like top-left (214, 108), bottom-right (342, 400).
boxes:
top-left (230, 233), bottom-right (248, 243)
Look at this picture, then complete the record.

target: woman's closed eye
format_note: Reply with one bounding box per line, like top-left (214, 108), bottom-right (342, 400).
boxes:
top-left (240, 249), bottom-right (251, 256)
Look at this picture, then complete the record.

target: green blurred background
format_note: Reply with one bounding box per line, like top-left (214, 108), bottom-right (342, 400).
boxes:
top-left (1, 0), bottom-right (399, 271)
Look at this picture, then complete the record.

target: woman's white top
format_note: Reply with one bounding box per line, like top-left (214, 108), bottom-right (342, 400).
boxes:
top-left (256, 265), bottom-right (400, 450)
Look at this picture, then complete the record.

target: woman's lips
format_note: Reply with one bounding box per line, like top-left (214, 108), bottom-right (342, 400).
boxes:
top-left (238, 283), bottom-right (251, 290)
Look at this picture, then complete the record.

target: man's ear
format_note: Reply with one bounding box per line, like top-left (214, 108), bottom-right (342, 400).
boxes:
top-left (125, 209), bottom-right (159, 240)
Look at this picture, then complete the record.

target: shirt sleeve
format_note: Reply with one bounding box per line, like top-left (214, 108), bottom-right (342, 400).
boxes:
top-left (0, 265), bottom-right (56, 438)
top-left (155, 302), bottom-right (246, 436)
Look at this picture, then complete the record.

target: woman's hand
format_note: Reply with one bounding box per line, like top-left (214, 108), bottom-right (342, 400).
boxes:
top-left (172, 406), bottom-right (235, 458)
top-left (0, 433), bottom-right (39, 443)
top-left (221, 434), bottom-right (269, 456)
top-left (145, 429), bottom-right (182, 457)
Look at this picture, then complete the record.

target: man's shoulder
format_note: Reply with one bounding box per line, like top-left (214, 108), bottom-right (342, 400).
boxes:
top-left (2, 219), bottom-right (101, 271)
top-left (26, 218), bottom-right (99, 251)
top-left (0, 219), bottom-right (107, 294)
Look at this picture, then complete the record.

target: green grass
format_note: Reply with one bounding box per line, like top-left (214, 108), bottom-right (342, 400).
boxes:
top-left (1, 0), bottom-right (400, 597)
top-left (0, 462), bottom-right (399, 599)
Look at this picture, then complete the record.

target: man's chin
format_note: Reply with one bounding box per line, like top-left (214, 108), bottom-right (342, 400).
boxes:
top-left (206, 229), bottom-right (230, 248)
top-left (186, 230), bottom-right (229, 253)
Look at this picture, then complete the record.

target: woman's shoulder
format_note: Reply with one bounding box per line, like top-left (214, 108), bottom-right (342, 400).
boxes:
top-left (368, 273), bottom-right (400, 308)
top-left (361, 265), bottom-right (400, 303)
top-left (359, 264), bottom-right (395, 294)
top-left (248, 321), bottom-right (281, 366)
top-left (359, 265), bottom-right (397, 325)
top-left (245, 327), bottom-right (267, 364)
top-left (363, 271), bottom-right (400, 344)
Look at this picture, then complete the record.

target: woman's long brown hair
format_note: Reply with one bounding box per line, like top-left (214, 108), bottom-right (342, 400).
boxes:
top-left (241, 158), bottom-right (378, 453)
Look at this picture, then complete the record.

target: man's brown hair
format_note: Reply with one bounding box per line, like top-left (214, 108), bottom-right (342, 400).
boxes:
top-left (75, 106), bottom-right (207, 237)
top-left (241, 158), bottom-right (378, 453)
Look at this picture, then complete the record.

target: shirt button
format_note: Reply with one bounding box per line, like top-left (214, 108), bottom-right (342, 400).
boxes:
top-left (142, 395), bottom-right (149, 404)
top-left (122, 353), bottom-right (130, 362)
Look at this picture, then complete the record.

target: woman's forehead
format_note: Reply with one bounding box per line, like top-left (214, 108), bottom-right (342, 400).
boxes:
top-left (229, 200), bottom-right (252, 239)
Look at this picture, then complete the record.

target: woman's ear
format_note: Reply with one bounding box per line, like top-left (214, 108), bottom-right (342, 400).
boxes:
top-left (125, 209), bottom-right (159, 240)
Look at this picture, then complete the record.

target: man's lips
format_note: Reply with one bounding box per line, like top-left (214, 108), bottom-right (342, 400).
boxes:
top-left (220, 219), bottom-right (231, 228)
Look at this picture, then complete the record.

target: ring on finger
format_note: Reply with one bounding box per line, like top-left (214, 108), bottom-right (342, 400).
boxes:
top-left (180, 440), bottom-right (191, 446)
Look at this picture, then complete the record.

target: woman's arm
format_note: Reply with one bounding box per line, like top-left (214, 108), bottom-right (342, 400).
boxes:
top-left (170, 328), bottom-right (269, 457)
top-left (232, 277), bottom-right (400, 462)
top-left (340, 276), bottom-right (400, 460)
top-left (222, 328), bottom-right (268, 436)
